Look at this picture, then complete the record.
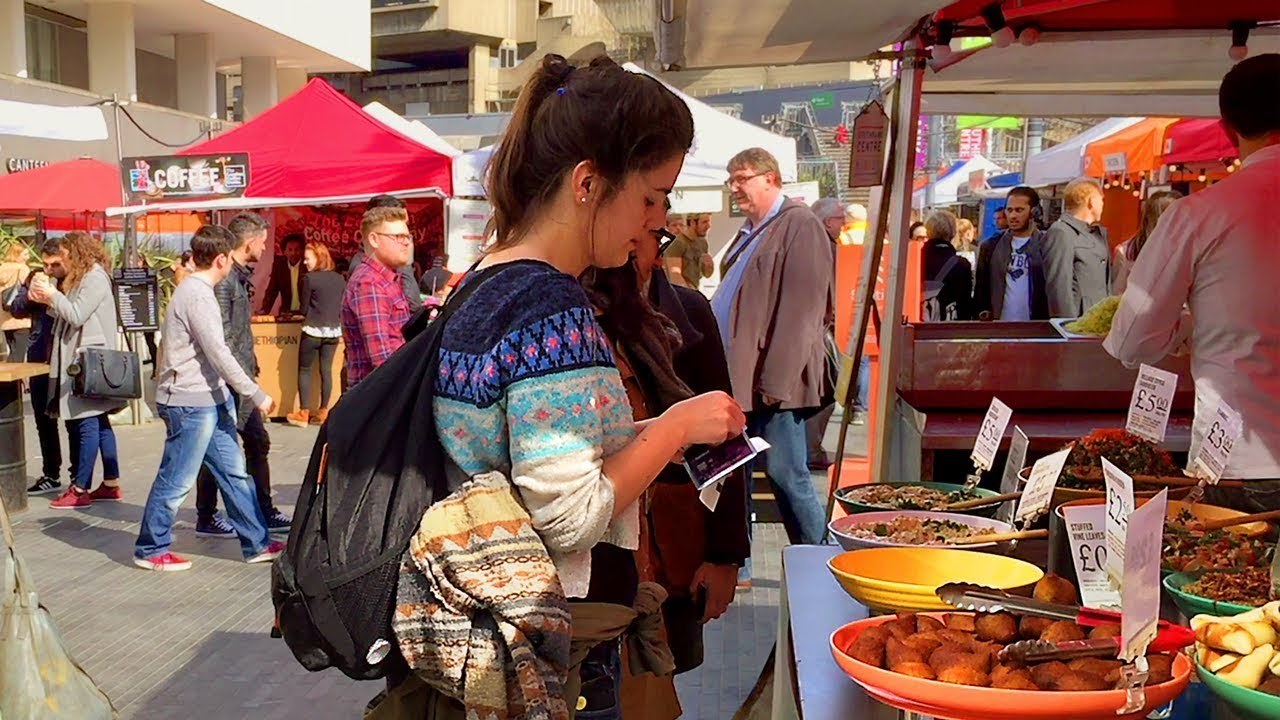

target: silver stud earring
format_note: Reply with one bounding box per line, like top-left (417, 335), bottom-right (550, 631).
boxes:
top-left (580, 197), bottom-right (588, 203)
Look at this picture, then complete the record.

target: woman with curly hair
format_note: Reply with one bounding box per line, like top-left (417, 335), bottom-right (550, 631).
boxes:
top-left (27, 231), bottom-right (125, 509)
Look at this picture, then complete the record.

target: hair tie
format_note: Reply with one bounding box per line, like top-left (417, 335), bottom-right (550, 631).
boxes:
top-left (556, 87), bottom-right (567, 96)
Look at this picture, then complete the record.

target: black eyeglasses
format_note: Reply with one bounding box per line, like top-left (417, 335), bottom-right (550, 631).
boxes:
top-left (656, 228), bottom-right (676, 256)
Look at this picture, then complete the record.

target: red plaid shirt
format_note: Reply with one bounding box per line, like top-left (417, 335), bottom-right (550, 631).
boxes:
top-left (341, 258), bottom-right (412, 386)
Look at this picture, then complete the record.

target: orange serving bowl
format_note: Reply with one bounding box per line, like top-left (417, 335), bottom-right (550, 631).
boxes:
top-left (829, 614), bottom-right (1193, 720)
top-left (826, 547), bottom-right (1043, 612)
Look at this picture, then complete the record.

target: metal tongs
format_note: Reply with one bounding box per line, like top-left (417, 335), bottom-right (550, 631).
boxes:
top-left (936, 583), bottom-right (1195, 663)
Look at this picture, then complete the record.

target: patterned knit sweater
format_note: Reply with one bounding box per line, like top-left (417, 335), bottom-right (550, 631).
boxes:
top-left (434, 260), bottom-right (638, 598)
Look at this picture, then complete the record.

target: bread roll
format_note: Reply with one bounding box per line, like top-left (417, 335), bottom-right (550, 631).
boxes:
top-left (1198, 623), bottom-right (1264, 655)
top-left (1198, 645), bottom-right (1240, 673)
top-left (1218, 644), bottom-right (1275, 690)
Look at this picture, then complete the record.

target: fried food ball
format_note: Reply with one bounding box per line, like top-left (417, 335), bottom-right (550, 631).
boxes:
top-left (894, 662), bottom-right (936, 680)
top-left (929, 645), bottom-right (992, 675)
top-left (991, 667), bottom-right (1038, 690)
top-left (1050, 670), bottom-right (1110, 691)
top-left (885, 636), bottom-right (928, 669)
top-left (917, 615), bottom-right (945, 634)
top-left (1033, 574), bottom-right (1079, 606)
top-left (991, 662), bottom-right (1024, 683)
top-left (1031, 661), bottom-right (1072, 690)
top-left (936, 665), bottom-right (991, 687)
top-left (945, 613), bottom-right (977, 632)
top-left (848, 626), bottom-right (889, 668)
top-left (1144, 654), bottom-right (1175, 685)
top-left (1039, 620), bottom-right (1087, 644)
top-left (885, 615), bottom-right (918, 641)
top-left (937, 628), bottom-right (978, 646)
top-left (1088, 624), bottom-right (1122, 641)
top-left (1019, 616), bottom-right (1056, 640)
top-left (1067, 658), bottom-right (1123, 685)
top-left (975, 612), bottom-right (1019, 644)
top-left (900, 634), bottom-right (944, 657)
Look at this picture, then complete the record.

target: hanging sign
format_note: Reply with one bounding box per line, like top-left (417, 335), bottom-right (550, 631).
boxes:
top-left (1103, 152), bottom-right (1128, 175)
top-left (848, 101), bottom-right (889, 188)
top-left (112, 267), bottom-right (159, 332)
top-left (122, 153), bottom-right (250, 204)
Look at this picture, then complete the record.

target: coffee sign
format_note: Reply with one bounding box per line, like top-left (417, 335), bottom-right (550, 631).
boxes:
top-left (122, 153), bottom-right (250, 203)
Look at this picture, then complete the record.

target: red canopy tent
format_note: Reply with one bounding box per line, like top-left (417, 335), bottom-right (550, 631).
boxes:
top-left (0, 158), bottom-right (122, 213)
top-left (1162, 118), bottom-right (1237, 166)
top-left (108, 78), bottom-right (453, 215)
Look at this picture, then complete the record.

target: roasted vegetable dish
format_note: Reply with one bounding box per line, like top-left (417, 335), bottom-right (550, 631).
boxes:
top-left (1163, 524), bottom-right (1272, 574)
top-left (842, 484), bottom-right (982, 511)
top-left (843, 516), bottom-right (983, 545)
top-left (1184, 567), bottom-right (1276, 608)
top-left (1059, 429), bottom-right (1181, 490)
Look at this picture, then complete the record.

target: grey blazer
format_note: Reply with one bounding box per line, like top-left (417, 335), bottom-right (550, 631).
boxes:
top-left (1043, 214), bottom-right (1110, 318)
top-left (46, 264), bottom-right (126, 419)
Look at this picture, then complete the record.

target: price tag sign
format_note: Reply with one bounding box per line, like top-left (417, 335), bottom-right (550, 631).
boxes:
top-left (1120, 489), bottom-right (1169, 662)
top-left (997, 426), bottom-right (1029, 525)
top-left (971, 397), bottom-right (1013, 472)
top-left (1191, 400), bottom-right (1243, 484)
top-left (1102, 457), bottom-right (1135, 590)
top-left (1015, 447), bottom-right (1069, 526)
top-left (1126, 364), bottom-right (1178, 444)
top-left (1061, 504), bottom-right (1122, 609)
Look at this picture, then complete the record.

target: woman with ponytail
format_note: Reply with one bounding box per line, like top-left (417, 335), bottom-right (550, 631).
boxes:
top-left (398, 54), bottom-right (746, 717)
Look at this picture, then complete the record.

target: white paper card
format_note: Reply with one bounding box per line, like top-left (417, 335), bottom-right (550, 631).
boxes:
top-left (1102, 457), bottom-right (1135, 590)
top-left (1061, 504), bottom-right (1122, 609)
top-left (971, 397), bottom-right (1013, 472)
top-left (1191, 400), bottom-right (1243, 484)
top-left (1120, 489), bottom-right (1168, 662)
top-left (998, 427), bottom-right (1029, 525)
top-left (1126, 364), bottom-right (1178, 444)
top-left (699, 481), bottom-right (722, 512)
top-left (1015, 447), bottom-right (1069, 525)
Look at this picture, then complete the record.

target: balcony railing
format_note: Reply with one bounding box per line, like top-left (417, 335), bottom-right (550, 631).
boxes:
top-left (372, 0), bottom-right (438, 11)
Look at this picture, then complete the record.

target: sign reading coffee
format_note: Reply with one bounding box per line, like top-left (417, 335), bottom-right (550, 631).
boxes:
top-left (121, 153), bottom-right (250, 203)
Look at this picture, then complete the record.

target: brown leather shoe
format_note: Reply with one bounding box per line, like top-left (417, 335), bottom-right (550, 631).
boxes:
top-left (310, 407), bottom-right (329, 425)
top-left (285, 409), bottom-right (310, 428)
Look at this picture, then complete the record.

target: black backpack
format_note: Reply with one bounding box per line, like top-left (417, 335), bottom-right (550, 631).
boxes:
top-left (270, 266), bottom-right (495, 680)
top-left (922, 255), bottom-right (963, 322)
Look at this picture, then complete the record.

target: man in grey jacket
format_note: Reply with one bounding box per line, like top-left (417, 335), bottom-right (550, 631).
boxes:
top-left (1043, 178), bottom-right (1109, 318)
top-left (194, 213), bottom-right (291, 538)
top-left (711, 148), bottom-right (834, 550)
top-left (134, 225), bottom-right (282, 572)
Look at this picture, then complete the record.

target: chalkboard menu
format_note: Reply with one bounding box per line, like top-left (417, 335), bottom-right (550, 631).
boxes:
top-left (113, 268), bottom-right (159, 332)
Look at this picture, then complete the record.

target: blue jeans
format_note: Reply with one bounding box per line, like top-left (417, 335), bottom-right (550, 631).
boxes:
top-left (751, 409), bottom-right (828, 546)
top-left (135, 399), bottom-right (270, 560)
top-left (66, 413), bottom-right (119, 490)
top-left (856, 355), bottom-right (871, 411)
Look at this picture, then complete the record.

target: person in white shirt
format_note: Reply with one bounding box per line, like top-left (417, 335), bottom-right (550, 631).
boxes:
top-left (973, 186), bottom-right (1049, 320)
top-left (1104, 53), bottom-right (1280, 513)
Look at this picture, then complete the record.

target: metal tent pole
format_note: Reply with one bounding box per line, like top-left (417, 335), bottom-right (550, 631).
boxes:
top-left (869, 42), bottom-right (926, 485)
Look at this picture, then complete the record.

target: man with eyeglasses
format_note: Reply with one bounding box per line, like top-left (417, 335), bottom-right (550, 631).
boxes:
top-left (711, 147), bottom-right (835, 558)
top-left (341, 206), bottom-right (415, 387)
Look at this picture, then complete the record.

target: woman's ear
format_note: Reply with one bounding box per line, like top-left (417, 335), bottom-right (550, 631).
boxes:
top-left (570, 160), bottom-right (599, 205)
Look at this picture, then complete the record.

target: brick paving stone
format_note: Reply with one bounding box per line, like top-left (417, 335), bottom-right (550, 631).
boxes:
top-left (11, 402), bottom-right (860, 718)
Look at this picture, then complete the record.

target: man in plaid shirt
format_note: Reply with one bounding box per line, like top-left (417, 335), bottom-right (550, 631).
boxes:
top-left (341, 206), bottom-right (414, 387)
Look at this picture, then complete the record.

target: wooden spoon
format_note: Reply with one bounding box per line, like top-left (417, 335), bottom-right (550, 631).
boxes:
top-left (945, 491), bottom-right (1021, 511)
top-left (1190, 509), bottom-right (1280, 533)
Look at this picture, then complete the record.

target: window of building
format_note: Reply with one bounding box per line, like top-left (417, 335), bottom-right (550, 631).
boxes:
top-left (500, 46), bottom-right (517, 69)
top-left (25, 15), bottom-right (61, 84)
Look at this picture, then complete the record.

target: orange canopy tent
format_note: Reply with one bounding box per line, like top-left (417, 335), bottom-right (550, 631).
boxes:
top-left (1083, 117), bottom-right (1178, 178)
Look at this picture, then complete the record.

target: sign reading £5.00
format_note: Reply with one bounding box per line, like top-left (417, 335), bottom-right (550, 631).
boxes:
top-left (121, 153), bottom-right (250, 203)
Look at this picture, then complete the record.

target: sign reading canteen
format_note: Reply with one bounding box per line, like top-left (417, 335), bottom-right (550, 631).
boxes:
top-left (121, 154), bottom-right (250, 204)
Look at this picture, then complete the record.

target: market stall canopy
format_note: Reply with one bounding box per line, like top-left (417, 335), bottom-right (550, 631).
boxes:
top-left (0, 99), bottom-right (109, 142)
top-left (109, 79), bottom-right (453, 215)
top-left (1162, 118), bottom-right (1237, 166)
top-left (912, 154), bottom-right (1003, 209)
top-left (0, 158), bottom-right (122, 212)
top-left (1023, 117), bottom-right (1144, 188)
top-left (451, 67), bottom-right (797, 197)
top-left (1083, 118), bottom-right (1178, 178)
top-left (362, 101), bottom-right (461, 158)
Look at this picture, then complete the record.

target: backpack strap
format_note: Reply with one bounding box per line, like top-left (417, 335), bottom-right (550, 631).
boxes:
top-left (934, 254), bottom-right (963, 284)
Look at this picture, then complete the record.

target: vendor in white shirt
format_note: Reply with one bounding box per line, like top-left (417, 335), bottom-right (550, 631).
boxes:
top-left (1104, 53), bottom-right (1280, 513)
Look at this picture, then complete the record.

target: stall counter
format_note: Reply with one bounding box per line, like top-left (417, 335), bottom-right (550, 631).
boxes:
top-left (252, 320), bottom-right (344, 419)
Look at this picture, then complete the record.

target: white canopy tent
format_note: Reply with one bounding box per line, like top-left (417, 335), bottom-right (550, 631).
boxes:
top-left (912, 154), bottom-right (1004, 209)
top-left (1023, 117), bottom-right (1143, 188)
top-left (362, 101), bottom-right (461, 158)
top-left (0, 98), bottom-right (108, 141)
top-left (450, 64), bottom-right (798, 201)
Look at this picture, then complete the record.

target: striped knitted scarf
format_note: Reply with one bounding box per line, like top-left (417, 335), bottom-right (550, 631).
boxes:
top-left (393, 472), bottom-right (573, 720)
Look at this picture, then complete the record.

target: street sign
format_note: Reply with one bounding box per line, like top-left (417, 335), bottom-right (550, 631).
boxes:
top-left (848, 101), bottom-right (888, 188)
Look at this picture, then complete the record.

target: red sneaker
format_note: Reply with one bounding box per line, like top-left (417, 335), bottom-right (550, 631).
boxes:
top-left (246, 540), bottom-right (286, 564)
top-left (49, 488), bottom-right (91, 509)
top-left (88, 484), bottom-right (123, 502)
top-left (133, 553), bottom-right (193, 572)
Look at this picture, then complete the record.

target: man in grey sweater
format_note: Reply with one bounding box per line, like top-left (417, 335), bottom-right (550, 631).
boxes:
top-left (134, 225), bottom-right (283, 572)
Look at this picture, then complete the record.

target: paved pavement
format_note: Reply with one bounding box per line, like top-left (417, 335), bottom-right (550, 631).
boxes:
top-left (11, 404), bottom-right (862, 719)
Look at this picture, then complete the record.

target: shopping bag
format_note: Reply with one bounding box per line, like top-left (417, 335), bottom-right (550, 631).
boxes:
top-left (0, 495), bottom-right (116, 720)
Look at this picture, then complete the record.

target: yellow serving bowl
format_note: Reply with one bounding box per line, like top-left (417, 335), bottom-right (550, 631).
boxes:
top-left (827, 547), bottom-right (1045, 612)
